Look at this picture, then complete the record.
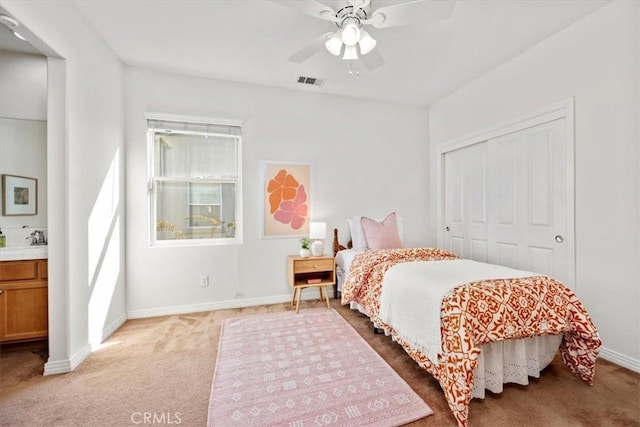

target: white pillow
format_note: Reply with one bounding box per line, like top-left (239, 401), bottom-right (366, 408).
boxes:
top-left (348, 214), bottom-right (404, 250)
top-left (347, 218), bottom-right (368, 250)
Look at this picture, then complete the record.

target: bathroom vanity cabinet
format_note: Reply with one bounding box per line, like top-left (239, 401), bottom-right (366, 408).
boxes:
top-left (0, 259), bottom-right (48, 342)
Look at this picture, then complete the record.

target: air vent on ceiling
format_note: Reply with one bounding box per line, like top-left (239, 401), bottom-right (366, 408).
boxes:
top-left (297, 76), bottom-right (325, 86)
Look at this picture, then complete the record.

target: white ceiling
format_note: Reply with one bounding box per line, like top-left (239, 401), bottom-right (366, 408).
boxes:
top-left (0, 12), bottom-right (41, 55)
top-left (3, 1), bottom-right (610, 106)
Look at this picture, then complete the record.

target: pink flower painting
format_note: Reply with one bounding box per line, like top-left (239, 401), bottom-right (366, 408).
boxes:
top-left (274, 184), bottom-right (308, 230)
top-left (263, 164), bottom-right (310, 236)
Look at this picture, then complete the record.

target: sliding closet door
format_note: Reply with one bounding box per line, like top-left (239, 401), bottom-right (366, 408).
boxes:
top-left (443, 118), bottom-right (568, 283)
top-left (443, 142), bottom-right (488, 262)
top-left (487, 118), bottom-right (567, 282)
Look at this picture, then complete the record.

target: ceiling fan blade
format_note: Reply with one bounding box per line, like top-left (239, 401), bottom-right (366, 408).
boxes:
top-left (360, 48), bottom-right (385, 71)
top-left (288, 32), bottom-right (332, 63)
top-left (364, 0), bottom-right (456, 29)
top-left (271, 0), bottom-right (338, 23)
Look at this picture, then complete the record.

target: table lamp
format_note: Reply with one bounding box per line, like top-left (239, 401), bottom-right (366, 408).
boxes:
top-left (309, 222), bottom-right (327, 257)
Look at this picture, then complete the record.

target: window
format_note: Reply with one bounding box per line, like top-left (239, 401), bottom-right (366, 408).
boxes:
top-left (147, 115), bottom-right (241, 246)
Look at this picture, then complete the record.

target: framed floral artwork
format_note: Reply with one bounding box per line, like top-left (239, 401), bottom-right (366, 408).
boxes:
top-left (261, 162), bottom-right (310, 238)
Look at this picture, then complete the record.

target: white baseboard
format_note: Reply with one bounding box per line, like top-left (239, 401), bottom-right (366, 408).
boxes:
top-left (43, 358), bottom-right (71, 375)
top-left (103, 313), bottom-right (127, 344)
top-left (89, 313), bottom-right (128, 351)
top-left (70, 344), bottom-right (91, 370)
top-left (45, 315), bottom-right (127, 375)
top-left (599, 346), bottom-right (640, 373)
top-left (127, 291), bottom-right (329, 319)
top-left (43, 343), bottom-right (91, 376)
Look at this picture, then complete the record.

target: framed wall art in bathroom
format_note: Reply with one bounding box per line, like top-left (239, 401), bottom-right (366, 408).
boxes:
top-left (2, 174), bottom-right (38, 216)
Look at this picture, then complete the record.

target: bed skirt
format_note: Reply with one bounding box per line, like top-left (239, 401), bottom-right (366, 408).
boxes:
top-left (472, 334), bottom-right (562, 398)
top-left (348, 301), bottom-right (562, 399)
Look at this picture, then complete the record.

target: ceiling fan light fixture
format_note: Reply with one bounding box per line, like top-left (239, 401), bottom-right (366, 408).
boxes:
top-left (342, 45), bottom-right (358, 60)
top-left (325, 31), bottom-right (343, 56)
top-left (340, 20), bottom-right (361, 46)
top-left (358, 29), bottom-right (376, 55)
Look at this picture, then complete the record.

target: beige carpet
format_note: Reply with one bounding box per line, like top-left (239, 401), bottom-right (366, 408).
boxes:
top-left (1, 299), bottom-right (639, 426)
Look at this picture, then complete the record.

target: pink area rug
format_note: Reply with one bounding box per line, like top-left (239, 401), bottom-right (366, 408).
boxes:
top-left (207, 308), bottom-right (432, 426)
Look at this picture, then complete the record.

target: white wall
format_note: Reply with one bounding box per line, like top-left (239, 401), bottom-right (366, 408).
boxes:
top-left (125, 67), bottom-right (429, 316)
top-left (2, 1), bottom-right (127, 373)
top-left (0, 50), bottom-right (47, 121)
top-left (429, 0), bottom-right (639, 369)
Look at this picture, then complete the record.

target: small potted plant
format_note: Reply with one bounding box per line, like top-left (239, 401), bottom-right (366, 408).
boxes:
top-left (299, 237), bottom-right (311, 258)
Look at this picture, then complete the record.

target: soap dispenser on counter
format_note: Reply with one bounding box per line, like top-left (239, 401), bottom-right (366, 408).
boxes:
top-left (0, 228), bottom-right (5, 248)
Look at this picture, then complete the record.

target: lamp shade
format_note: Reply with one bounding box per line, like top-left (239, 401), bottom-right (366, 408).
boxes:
top-left (342, 45), bottom-right (358, 60)
top-left (358, 29), bottom-right (376, 55)
top-left (309, 222), bottom-right (327, 239)
top-left (325, 31), bottom-right (343, 56)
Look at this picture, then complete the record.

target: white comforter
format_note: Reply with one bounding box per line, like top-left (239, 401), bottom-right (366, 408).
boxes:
top-left (379, 259), bottom-right (537, 365)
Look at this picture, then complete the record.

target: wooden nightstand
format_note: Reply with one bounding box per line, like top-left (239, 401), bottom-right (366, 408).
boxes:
top-left (287, 255), bottom-right (335, 314)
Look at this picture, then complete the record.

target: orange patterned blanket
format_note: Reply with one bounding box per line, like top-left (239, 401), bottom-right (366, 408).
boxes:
top-left (340, 249), bottom-right (601, 427)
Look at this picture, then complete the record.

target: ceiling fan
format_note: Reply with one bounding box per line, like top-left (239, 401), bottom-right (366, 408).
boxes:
top-left (273, 0), bottom-right (456, 71)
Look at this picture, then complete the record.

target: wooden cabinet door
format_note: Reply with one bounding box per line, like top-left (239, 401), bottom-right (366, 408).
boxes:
top-left (0, 284), bottom-right (48, 342)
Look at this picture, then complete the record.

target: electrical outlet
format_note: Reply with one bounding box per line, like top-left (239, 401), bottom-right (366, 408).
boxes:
top-left (200, 275), bottom-right (209, 287)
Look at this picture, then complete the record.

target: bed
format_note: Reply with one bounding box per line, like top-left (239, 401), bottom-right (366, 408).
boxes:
top-left (333, 213), bottom-right (601, 427)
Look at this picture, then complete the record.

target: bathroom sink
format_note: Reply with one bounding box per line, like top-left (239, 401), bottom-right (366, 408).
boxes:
top-left (0, 246), bottom-right (48, 261)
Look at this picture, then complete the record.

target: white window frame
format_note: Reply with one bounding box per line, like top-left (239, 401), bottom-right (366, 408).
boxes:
top-left (146, 113), bottom-right (242, 248)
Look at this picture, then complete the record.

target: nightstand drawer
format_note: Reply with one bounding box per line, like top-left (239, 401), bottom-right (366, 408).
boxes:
top-left (294, 258), bottom-right (334, 273)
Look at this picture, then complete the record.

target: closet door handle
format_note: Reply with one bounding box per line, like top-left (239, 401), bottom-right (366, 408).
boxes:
top-left (555, 235), bottom-right (564, 243)
top-left (0, 289), bottom-right (4, 295)
top-left (445, 226), bottom-right (450, 232)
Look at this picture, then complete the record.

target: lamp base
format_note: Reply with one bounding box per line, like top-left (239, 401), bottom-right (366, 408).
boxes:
top-left (310, 240), bottom-right (324, 257)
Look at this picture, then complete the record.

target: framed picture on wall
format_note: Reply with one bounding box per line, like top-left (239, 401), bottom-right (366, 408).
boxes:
top-left (261, 162), bottom-right (310, 238)
top-left (2, 174), bottom-right (38, 216)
